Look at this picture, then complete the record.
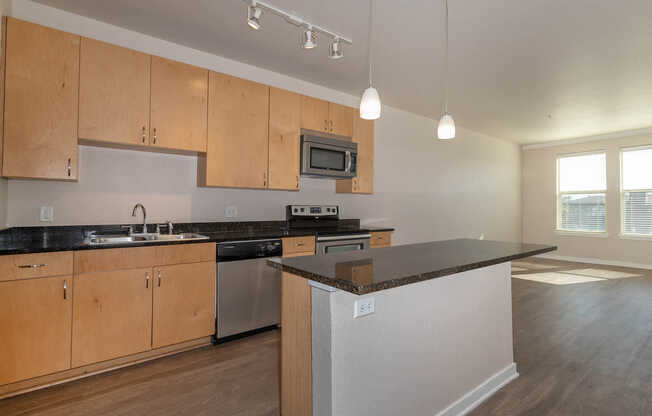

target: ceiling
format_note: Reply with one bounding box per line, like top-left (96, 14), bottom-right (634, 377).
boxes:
top-left (32, 0), bottom-right (652, 144)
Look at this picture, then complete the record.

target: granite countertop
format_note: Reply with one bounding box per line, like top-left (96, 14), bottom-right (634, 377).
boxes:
top-left (0, 221), bottom-right (394, 255)
top-left (270, 239), bottom-right (556, 295)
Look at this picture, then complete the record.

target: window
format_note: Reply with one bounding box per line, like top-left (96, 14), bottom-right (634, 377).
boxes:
top-left (621, 147), bottom-right (652, 236)
top-left (557, 152), bottom-right (607, 232)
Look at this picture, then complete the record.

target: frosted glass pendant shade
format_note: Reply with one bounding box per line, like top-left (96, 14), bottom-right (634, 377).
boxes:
top-left (360, 86), bottom-right (381, 120)
top-left (437, 112), bottom-right (455, 140)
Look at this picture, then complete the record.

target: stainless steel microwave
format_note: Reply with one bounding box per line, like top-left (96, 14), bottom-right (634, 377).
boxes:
top-left (300, 129), bottom-right (357, 178)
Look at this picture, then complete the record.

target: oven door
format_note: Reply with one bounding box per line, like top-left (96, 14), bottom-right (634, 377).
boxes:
top-left (316, 234), bottom-right (371, 255)
top-left (301, 137), bottom-right (357, 178)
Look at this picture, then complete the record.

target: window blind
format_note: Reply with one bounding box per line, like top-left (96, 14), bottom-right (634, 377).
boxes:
top-left (557, 153), bottom-right (606, 232)
top-left (621, 148), bottom-right (652, 236)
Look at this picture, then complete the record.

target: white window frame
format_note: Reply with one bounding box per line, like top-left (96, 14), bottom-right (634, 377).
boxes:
top-left (619, 145), bottom-right (652, 240)
top-left (555, 151), bottom-right (608, 235)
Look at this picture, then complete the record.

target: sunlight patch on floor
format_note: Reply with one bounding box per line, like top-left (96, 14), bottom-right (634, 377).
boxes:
top-left (511, 261), bottom-right (560, 271)
top-left (513, 271), bottom-right (606, 285)
top-left (563, 268), bottom-right (641, 280)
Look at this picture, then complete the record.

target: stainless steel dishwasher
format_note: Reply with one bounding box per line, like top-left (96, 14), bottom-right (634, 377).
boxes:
top-left (215, 239), bottom-right (282, 340)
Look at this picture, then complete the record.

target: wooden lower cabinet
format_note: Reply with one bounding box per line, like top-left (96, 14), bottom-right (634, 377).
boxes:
top-left (72, 267), bottom-right (153, 367)
top-left (370, 231), bottom-right (392, 248)
top-left (0, 276), bottom-right (72, 385)
top-left (153, 262), bottom-right (215, 348)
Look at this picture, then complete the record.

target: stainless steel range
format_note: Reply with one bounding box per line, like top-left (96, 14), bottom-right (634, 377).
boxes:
top-left (286, 204), bottom-right (371, 255)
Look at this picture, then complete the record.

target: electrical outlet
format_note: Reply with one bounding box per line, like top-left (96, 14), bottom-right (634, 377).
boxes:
top-left (479, 233), bottom-right (485, 240)
top-left (40, 206), bottom-right (54, 222)
top-left (225, 205), bottom-right (238, 218)
top-left (354, 297), bottom-right (375, 318)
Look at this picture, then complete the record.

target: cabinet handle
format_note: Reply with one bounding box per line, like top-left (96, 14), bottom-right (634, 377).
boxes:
top-left (158, 271), bottom-right (162, 287)
top-left (146, 272), bottom-right (150, 288)
top-left (153, 128), bottom-right (157, 144)
top-left (263, 172), bottom-right (267, 187)
top-left (324, 119), bottom-right (328, 131)
top-left (18, 263), bottom-right (47, 269)
top-left (296, 175), bottom-right (299, 189)
top-left (66, 158), bottom-right (72, 177)
top-left (296, 242), bottom-right (305, 247)
top-left (63, 280), bottom-right (67, 300)
top-left (142, 126), bottom-right (146, 143)
top-left (330, 119), bottom-right (333, 132)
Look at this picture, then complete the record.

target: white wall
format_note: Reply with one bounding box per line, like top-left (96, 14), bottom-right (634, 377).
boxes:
top-left (523, 132), bottom-right (652, 267)
top-left (4, 0), bottom-right (522, 246)
top-left (312, 263), bottom-right (516, 416)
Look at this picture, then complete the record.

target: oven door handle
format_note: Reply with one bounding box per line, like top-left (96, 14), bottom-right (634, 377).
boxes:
top-left (317, 234), bottom-right (371, 242)
top-left (345, 151), bottom-right (352, 173)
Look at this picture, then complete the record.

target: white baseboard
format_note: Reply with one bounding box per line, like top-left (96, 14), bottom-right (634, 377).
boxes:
top-left (535, 253), bottom-right (652, 270)
top-left (434, 363), bottom-right (518, 416)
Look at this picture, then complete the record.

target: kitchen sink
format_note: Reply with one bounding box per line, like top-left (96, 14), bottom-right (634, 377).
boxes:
top-left (86, 233), bottom-right (209, 245)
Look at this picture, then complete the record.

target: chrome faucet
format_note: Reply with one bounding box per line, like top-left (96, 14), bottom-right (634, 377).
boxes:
top-left (131, 203), bottom-right (147, 234)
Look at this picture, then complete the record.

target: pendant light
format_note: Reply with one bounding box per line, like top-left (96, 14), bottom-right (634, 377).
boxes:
top-left (437, 0), bottom-right (455, 140)
top-left (360, 0), bottom-right (381, 120)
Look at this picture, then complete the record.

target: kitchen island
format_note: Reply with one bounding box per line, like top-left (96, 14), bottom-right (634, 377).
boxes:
top-left (271, 239), bottom-right (555, 416)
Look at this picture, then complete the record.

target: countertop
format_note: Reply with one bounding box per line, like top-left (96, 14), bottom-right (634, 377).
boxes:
top-left (0, 221), bottom-right (394, 255)
top-left (270, 239), bottom-right (556, 295)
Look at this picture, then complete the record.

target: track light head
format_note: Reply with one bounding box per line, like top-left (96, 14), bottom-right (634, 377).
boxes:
top-left (328, 38), bottom-right (343, 59)
top-left (247, 4), bottom-right (262, 30)
top-left (301, 27), bottom-right (317, 49)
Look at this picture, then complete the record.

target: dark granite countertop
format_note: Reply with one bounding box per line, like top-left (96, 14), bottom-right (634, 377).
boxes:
top-left (0, 221), bottom-right (394, 255)
top-left (269, 239), bottom-right (556, 295)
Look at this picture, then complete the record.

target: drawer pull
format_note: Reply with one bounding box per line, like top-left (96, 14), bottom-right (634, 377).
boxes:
top-left (296, 242), bottom-right (305, 247)
top-left (18, 263), bottom-right (47, 269)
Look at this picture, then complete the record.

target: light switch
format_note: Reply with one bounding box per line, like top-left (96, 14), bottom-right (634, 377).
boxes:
top-left (40, 206), bottom-right (54, 222)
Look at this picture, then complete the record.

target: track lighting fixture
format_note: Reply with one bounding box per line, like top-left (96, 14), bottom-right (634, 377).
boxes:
top-left (242, 0), bottom-right (352, 59)
top-left (247, 3), bottom-right (262, 30)
top-left (329, 38), bottom-right (343, 59)
top-left (301, 27), bottom-right (317, 49)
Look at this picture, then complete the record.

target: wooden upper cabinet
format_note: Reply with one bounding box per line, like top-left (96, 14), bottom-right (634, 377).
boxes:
top-left (269, 87), bottom-right (301, 191)
top-left (200, 72), bottom-right (269, 188)
top-left (152, 262), bottom-right (215, 348)
top-left (2, 18), bottom-right (79, 180)
top-left (301, 95), bottom-right (329, 133)
top-left (150, 56), bottom-right (208, 152)
top-left (79, 38), bottom-right (150, 146)
top-left (337, 117), bottom-right (374, 194)
top-left (72, 268), bottom-right (153, 367)
top-left (328, 103), bottom-right (354, 137)
top-left (0, 276), bottom-right (73, 385)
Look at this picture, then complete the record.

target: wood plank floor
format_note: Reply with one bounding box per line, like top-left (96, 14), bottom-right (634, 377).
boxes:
top-left (1, 258), bottom-right (651, 415)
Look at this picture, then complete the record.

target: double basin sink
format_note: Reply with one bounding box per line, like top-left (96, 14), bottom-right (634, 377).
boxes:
top-left (86, 232), bottom-right (209, 246)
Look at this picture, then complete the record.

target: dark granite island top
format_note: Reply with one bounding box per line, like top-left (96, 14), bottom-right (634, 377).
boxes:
top-left (271, 238), bottom-right (556, 295)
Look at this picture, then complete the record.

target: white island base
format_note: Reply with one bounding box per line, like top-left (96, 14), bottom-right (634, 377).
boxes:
top-left (281, 262), bottom-right (517, 416)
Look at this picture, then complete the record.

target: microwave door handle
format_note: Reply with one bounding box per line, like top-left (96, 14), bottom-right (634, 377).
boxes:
top-left (345, 151), bottom-right (352, 173)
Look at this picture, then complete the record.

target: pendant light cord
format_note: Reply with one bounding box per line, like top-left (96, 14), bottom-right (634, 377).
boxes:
top-left (367, 0), bottom-right (373, 87)
top-left (443, 0), bottom-right (449, 114)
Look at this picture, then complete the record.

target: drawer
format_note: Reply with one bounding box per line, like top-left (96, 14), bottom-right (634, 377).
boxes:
top-left (369, 231), bottom-right (392, 248)
top-left (74, 243), bottom-right (217, 274)
top-left (282, 236), bottom-right (315, 257)
top-left (0, 251), bottom-right (73, 282)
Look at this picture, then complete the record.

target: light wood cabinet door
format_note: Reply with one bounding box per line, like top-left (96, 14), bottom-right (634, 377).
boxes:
top-left (201, 72), bottom-right (269, 188)
top-left (72, 268), bottom-right (153, 367)
top-left (269, 87), bottom-right (301, 191)
top-left (152, 262), bottom-right (215, 348)
top-left (0, 276), bottom-right (72, 385)
top-left (300, 95), bottom-right (329, 133)
top-left (328, 103), bottom-right (354, 137)
top-left (2, 18), bottom-right (79, 180)
top-left (150, 56), bottom-right (208, 152)
top-left (79, 38), bottom-right (150, 146)
top-left (336, 117), bottom-right (374, 194)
